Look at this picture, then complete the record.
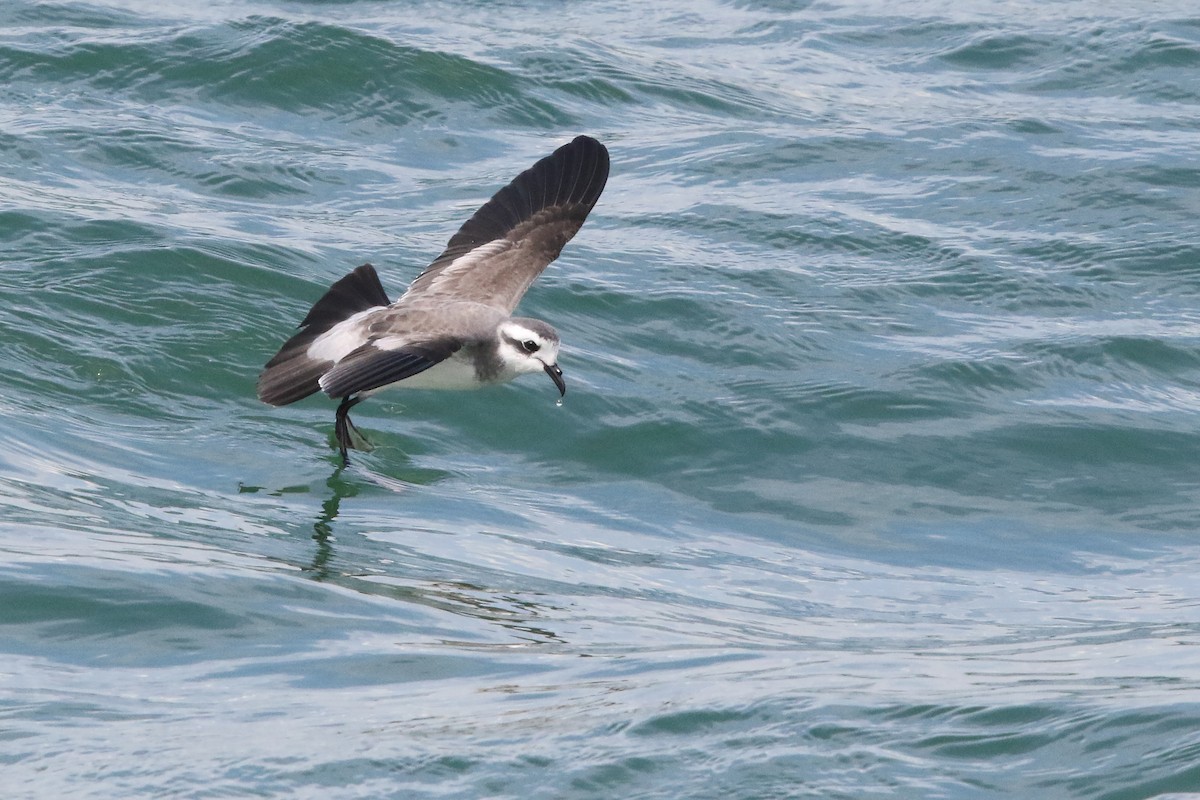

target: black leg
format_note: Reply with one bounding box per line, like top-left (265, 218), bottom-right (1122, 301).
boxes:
top-left (334, 395), bottom-right (362, 468)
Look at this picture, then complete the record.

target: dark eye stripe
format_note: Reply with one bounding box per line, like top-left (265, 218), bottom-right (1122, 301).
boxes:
top-left (503, 333), bottom-right (542, 354)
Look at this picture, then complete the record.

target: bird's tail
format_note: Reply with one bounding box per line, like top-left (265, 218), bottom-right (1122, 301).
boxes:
top-left (256, 263), bottom-right (391, 406)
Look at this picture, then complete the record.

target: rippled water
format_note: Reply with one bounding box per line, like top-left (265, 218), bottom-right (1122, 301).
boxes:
top-left (4, 1), bottom-right (1200, 797)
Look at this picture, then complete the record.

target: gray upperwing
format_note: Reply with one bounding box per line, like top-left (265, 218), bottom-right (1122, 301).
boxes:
top-left (398, 135), bottom-right (609, 313)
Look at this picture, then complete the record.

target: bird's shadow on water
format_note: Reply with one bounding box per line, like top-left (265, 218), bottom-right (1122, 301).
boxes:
top-left (297, 460), bottom-right (565, 646)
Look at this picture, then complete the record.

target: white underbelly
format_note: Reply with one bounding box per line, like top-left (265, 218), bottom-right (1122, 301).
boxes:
top-left (364, 353), bottom-right (483, 394)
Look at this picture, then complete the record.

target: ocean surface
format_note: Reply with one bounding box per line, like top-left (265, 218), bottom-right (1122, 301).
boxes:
top-left (3, 0), bottom-right (1200, 797)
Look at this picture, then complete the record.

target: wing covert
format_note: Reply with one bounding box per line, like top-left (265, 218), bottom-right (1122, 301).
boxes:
top-left (318, 338), bottom-right (461, 399)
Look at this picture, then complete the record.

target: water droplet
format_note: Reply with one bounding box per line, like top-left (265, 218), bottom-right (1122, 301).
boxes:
top-left (555, 398), bottom-right (564, 408)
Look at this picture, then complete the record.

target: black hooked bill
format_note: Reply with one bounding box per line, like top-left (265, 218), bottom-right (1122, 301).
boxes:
top-left (544, 362), bottom-right (566, 397)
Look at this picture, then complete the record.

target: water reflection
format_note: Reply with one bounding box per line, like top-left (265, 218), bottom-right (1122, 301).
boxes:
top-left (302, 465), bottom-right (563, 645)
top-left (305, 468), bottom-right (359, 580)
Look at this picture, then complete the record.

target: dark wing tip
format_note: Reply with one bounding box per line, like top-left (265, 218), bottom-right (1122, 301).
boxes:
top-left (299, 263), bottom-right (390, 330)
top-left (257, 358), bottom-right (329, 406)
top-left (434, 135), bottom-right (610, 263)
top-left (560, 135), bottom-right (610, 208)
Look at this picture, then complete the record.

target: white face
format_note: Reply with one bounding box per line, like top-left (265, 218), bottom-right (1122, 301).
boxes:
top-left (497, 321), bottom-right (561, 375)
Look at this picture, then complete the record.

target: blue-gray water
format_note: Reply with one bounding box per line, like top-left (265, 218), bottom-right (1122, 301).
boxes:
top-left (3, 1), bottom-right (1200, 797)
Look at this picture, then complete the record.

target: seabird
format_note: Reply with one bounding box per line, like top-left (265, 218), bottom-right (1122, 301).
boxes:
top-left (257, 135), bottom-right (610, 465)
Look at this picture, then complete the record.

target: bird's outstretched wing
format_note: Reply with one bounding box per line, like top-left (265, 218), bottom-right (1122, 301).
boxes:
top-left (257, 263), bottom-right (391, 406)
top-left (398, 135), bottom-right (609, 313)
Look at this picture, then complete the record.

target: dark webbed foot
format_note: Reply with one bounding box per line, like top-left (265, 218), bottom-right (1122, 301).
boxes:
top-left (334, 395), bottom-right (364, 467)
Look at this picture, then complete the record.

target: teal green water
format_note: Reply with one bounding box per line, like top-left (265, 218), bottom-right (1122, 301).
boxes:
top-left (4, 1), bottom-right (1200, 797)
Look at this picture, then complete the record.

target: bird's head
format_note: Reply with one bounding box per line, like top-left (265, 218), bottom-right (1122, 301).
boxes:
top-left (498, 318), bottom-right (565, 396)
